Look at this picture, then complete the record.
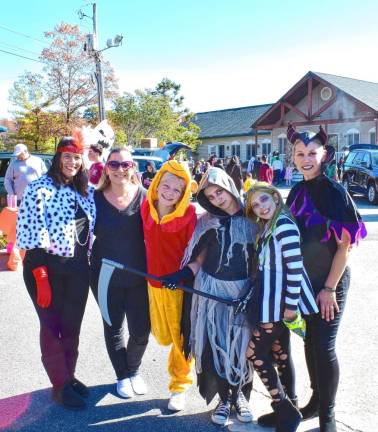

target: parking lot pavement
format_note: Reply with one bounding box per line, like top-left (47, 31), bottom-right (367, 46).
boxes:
top-left (0, 192), bottom-right (377, 432)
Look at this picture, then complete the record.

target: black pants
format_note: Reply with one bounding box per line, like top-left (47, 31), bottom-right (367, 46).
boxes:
top-left (248, 322), bottom-right (295, 402)
top-left (24, 254), bottom-right (89, 388)
top-left (305, 267), bottom-right (350, 420)
top-left (273, 169), bottom-right (281, 185)
top-left (91, 273), bottom-right (150, 380)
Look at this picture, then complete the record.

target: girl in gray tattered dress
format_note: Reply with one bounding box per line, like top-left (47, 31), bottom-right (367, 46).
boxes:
top-left (162, 167), bottom-right (259, 426)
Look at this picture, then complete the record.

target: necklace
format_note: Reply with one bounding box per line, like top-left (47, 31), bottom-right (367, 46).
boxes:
top-left (74, 194), bottom-right (90, 247)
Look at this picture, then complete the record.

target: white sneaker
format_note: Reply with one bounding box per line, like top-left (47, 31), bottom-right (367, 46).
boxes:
top-left (168, 392), bottom-right (186, 411)
top-left (211, 398), bottom-right (231, 425)
top-left (234, 392), bottom-right (253, 423)
top-left (129, 374), bottom-right (148, 395)
top-left (116, 378), bottom-right (134, 398)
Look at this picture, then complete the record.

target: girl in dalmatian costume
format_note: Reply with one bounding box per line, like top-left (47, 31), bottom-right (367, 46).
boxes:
top-left (16, 134), bottom-right (96, 410)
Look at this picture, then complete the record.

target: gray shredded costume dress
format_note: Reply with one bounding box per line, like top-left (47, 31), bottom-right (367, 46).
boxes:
top-left (182, 167), bottom-right (259, 404)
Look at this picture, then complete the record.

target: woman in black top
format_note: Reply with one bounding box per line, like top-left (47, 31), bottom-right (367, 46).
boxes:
top-left (141, 161), bottom-right (156, 189)
top-left (16, 135), bottom-right (96, 410)
top-left (286, 124), bottom-right (366, 432)
top-left (90, 148), bottom-right (150, 399)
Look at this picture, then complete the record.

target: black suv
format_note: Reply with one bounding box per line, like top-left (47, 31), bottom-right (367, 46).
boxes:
top-left (342, 144), bottom-right (378, 204)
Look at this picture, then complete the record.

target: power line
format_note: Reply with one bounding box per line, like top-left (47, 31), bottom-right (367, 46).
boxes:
top-left (0, 48), bottom-right (44, 63)
top-left (0, 40), bottom-right (41, 56)
top-left (0, 24), bottom-right (47, 46)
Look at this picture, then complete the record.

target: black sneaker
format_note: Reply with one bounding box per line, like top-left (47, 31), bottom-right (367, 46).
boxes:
top-left (70, 378), bottom-right (89, 398)
top-left (234, 392), bottom-right (253, 423)
top-left (211, 398), bottom-right (231, 426)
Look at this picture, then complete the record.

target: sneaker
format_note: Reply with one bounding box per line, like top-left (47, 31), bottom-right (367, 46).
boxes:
top-left (117, 378), bottom-right (134, 398)
top-left (211, 398), bottom-right (231, 426)
top-left (234, 392), bottom-right (253, 423)
top-left (130, 374), bottom-right (148, 395)
top-left (70, 377), bottom-right (89, 398)
top-left (168, 392), bottom-right (186, 411)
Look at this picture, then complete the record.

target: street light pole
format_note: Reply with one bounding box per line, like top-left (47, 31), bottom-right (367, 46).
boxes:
top-left (92, 3), bottom-right (106, 121)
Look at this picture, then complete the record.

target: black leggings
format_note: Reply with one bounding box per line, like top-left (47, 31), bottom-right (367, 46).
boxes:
top-left (91, 274), bottom-right (150, 380)
top-left (24, 257), bottom-right (89, 388)
top-left (247, 322), bottom-right (295, 402)
top-left (305, 267), bottom-right (350, 419)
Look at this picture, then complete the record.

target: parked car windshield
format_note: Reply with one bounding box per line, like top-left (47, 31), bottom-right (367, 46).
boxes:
top-left (372, 154), bottom-right (378, 166)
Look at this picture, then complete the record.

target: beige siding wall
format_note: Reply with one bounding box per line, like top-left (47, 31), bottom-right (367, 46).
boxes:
top-left (198, 134), bottom-right (272, 161)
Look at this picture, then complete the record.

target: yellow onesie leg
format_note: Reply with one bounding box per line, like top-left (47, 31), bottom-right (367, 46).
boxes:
top-left (148, 283), bottom-right (194, 393)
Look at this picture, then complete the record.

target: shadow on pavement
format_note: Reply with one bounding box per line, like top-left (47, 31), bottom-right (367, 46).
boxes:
top-left (0, 384), bottom-right (221, 432)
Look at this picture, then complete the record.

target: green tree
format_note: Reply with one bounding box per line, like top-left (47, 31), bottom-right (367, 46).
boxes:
top-left (109, 87), bottom-right (200, 151)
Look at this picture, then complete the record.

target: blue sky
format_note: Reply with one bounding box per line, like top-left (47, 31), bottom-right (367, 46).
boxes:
top-left (1, 0), bottom-right (378, 118)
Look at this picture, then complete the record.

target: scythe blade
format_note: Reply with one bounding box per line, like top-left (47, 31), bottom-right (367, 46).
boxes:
top-left (98, 261), bottom-right (115, 326)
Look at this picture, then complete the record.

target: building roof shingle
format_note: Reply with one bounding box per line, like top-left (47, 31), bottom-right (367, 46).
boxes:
top-left (314, 72), bottom-right (378, 112)
top-left (193, 104), bottom-right (273, 139)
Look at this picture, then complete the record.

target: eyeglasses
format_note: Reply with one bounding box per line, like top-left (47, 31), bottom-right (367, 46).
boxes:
top-left (107, 160), bottom-right (134, 171)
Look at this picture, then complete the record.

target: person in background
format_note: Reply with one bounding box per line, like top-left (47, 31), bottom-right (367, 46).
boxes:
top-left (16, 134), bottom-right (96, 410)
top-left (286, 124), bottom-right (367, 432)
top-left (225, 155), bottom-right (243, 194)
top-left (247, 155), bottom-right (255, 175)
top-left (4, 143), bottom-right (47, 204)
top-left (243, 172), bottom-right (255, 194)
top-left (252, 156), bottom-right (262, 180)
top-left (272, 156), bottom-right (283, 185)
top-left (88, 143), bottom-right (104, 186)
top-left (337, 157), bottom-right (344, 181)
top-left (141, 161), bottom-right (156, 189)
top-left (258, 155), bottom-right (273, 184)
top-left (90, 148), bottom-right (150, 400)
top-left (325, 152), bottom-right (338, 182)
top-left (192, 160), bottom-right (203, 185)
top-left (285, 165), bottom-right (294, 186)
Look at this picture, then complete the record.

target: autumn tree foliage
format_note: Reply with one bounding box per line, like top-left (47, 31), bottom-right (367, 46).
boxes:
top-left (41, 23), bottom-right (118, 123)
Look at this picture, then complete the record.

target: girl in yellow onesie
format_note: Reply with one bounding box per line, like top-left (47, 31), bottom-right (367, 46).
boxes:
top-left (140, 160), bottom-right (197, 411)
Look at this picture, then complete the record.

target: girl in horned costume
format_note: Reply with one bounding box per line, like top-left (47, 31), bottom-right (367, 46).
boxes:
top-left (163, 167), bottom-right (258, 426)
top-left (286, 124), bottom-right (367, 432)
top-left (16, 133), bottom-right (96, 410)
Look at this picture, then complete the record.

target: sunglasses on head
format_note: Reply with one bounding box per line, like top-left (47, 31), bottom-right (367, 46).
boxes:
top-left (107, 160), bottom-right (134, 171)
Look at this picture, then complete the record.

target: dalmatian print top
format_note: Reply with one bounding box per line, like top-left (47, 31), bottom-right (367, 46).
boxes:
top-left (16, 175), bottom-right (96, 257)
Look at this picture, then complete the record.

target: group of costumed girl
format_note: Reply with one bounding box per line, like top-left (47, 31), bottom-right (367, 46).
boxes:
top-left (17, 124), bottom-right (366, 432)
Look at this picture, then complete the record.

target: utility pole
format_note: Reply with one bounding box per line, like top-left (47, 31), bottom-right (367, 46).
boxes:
top-left (92, 3), bottom-right (106, 121)
top-left (80, 2), bottom-right (123, 123)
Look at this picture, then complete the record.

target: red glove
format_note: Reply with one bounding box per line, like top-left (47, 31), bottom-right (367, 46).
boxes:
top-left (32, 266), bottom-right (52, 308)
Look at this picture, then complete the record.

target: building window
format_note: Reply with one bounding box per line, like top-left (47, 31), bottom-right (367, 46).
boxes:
top-left (208, 145), bottom-right (217, 156)
top-left (261, 142), bottom-right (271, 155)
top-left (278, 137), bottom-right (287, 155)
top-left (246, 144), bottom-right (253, 160)
top-left (346, 129), bottom-right (359, 146)
top-left (231, 144), bottom-right (240, 157)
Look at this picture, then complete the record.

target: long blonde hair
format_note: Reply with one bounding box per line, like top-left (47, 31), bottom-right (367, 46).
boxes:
top-left (245, 182), bottom-right (293, 239)
top-left (97, 147), bottom-right (141, 191)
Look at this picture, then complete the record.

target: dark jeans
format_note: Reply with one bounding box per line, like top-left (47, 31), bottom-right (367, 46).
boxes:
top-left (273, 169), bottom-right (281, 185)
top-left (248, 322), bottom-right (295, 402)
top-left (91, 274), bottom-right (150, 380)
top-left (24, 256), bottom-right (90, 388)
top-left (305, 267), bottom-right (350, 420)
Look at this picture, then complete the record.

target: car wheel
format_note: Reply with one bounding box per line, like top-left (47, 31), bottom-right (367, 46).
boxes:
top-left (367, 183), bottom-right (378, 204)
